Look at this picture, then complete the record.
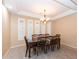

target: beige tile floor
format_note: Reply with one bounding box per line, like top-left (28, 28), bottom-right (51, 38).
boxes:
top-left (3, 45), bottom-right (77, 59)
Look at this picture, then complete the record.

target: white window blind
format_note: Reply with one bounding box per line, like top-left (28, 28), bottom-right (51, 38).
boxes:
top-left (47, 22), bottom-right (51, 35)
top-left (18, 17), bottom-right (25, 40)
top-left (27, 20), bottom-right (33, 41)
top-left (34, 20), bottom-right (40, 34)
top-left (41, 23), bottom-right (46, 34)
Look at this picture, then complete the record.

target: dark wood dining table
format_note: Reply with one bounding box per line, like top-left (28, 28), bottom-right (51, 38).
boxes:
top-left (27, 35), bottom-right (60, 58)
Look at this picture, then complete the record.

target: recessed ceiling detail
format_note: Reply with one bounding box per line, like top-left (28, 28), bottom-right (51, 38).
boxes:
top-left (55, 0), bottom-right (77, 10)
top-left (3, 0), bottom-right (77, 20)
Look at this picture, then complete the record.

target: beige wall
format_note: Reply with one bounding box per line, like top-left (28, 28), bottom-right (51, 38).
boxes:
top-left (52, 13), bottom-right (77, 48)
top-left (10, 14), bottom-right (28, 47)
top-left (2, 6), bottom-right (10, 55)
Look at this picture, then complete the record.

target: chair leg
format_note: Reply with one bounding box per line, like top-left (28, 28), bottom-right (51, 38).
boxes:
top-left (33, 48), bottom-right (36, 55)
top-left (53, 45), bottom-right (54, 51)
top-left (57, 44), bottom-right (60, 49)
top-left (28, 48), bottom-right (31, 58)
top-left (25, 48), bottom-right (28, 57)
top-left (44, 46), bottom-right (47, 53)
top-left (51, 45), bottom-right (52, 51)
top-left (51, 45), bottom-right (54, 51)
top-left (36, 47), bottom-right (38, 56)
top-left (57, 39), bottom-right (60, 49)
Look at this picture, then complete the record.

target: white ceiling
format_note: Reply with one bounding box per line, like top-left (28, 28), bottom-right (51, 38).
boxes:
top-left (3, 0), bottom-right (77, 20)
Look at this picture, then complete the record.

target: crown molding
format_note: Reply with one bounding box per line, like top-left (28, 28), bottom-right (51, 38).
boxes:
top-left (51, 9), bottom-right (76, 21)
top-left (5, 5), bottom-right (42, 19)
top-left (8, 7), bottom-right (76, 21)
top-left (17, 11), bottom-right (42, 19)
top-left (11, 9), bottom-right (76, 21)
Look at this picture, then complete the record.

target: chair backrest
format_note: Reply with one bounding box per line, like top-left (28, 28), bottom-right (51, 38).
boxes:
top-left (55, 34), bottom-right (60, 38)
top-left (45, 34), bottom-right (49, 36)
top-left (37, 40), bottom-right (46, 46)
top-left (50, 39), bottom-right (54, 45)
top-left (32, 34), bottom-right (39, 41)
top-left (48, 36), bottom-right (53, 40)
top-left (24, 36), bottom-right (28, 47)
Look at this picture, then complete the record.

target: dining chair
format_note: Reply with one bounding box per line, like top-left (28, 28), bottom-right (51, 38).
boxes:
top-left (56, 38), bottom-right (61, 49)
top-left (36, 39), bottom-right (47, 56)
top-left (55, 34), bottom-right (61, 38)
top-left (24, 36), bottom-right (37, 58)
top-left (24, 36), bottom-right (29, 57)
top-left (50, 35), bottom-right (61, 51)
top-left (50, 38), bottom-right (56, 51)
top-left (55, 34), bottom-right (61, 49)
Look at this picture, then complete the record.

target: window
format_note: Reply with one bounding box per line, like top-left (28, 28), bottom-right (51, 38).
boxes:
top-left (34, 20), bottom-right (40, 34)
top-left (27, 20), bottom-right (33, 41)
top-left (18, 17), bottom-right (25, 40)
top-left (47, 22), bottom-right (51, 35)
top-left (41, 23), bottom-right (46, 34)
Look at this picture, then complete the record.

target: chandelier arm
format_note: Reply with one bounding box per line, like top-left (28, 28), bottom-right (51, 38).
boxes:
top-left (40, 9), bottom-right (49, 24)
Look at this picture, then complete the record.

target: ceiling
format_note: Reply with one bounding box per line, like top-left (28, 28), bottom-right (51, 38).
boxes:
top-left (3, 0), bottom-right (77, 20)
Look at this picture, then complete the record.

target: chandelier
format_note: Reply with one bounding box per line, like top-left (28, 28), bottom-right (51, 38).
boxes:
top-left (40, 9), bottom-right (49, 24)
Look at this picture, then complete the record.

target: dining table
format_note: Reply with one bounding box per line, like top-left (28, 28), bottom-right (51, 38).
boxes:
top-left (27, 34), bottom-right (60, 58)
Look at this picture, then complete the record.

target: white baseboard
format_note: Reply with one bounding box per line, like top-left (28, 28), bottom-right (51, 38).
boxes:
top-left (11, 44), bottom-right (25, 49)
top-left (61, 43), bottom-right (77, 49)
top-left (3, 48), bottom-right (10, 59)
